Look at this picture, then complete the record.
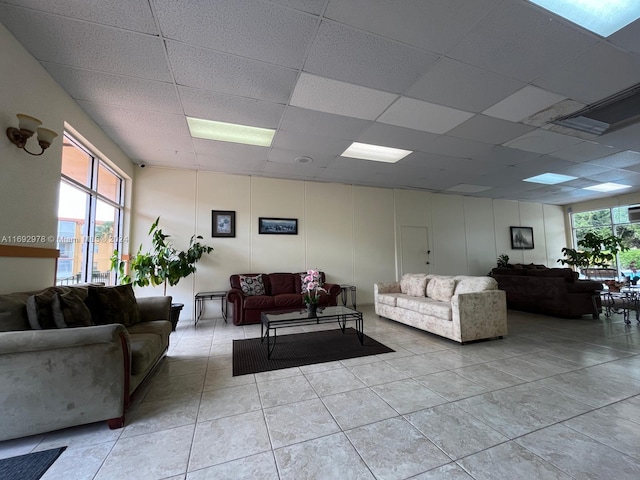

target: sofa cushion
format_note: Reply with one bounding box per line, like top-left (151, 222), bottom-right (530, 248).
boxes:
top-left (0, 292), bottom-right (32, 331)
top-left (244, 295), bottom-right (274, 309)
top-left (377, 293), bottom-right (401, 307)
top-left (454, 276), bottom-right (497, 295)
top-left (418, 300), bottom-right (452, 321)
top-left (400, 273), bottom-right (429, 296)
top-left (51, 291), bottom-right (93, 328)
top-left (273, 293), bottom-right (304, 308)
top-left (427, 277), bottom-right (456, 302)
top-left (129, 333), bottom-right (162, 375)
top-left (239, 274), bottom-right (266, 296)
top-left (269, 273), bottom-right (296, 295)
top-left (87, 284), bottom-right (140, 326)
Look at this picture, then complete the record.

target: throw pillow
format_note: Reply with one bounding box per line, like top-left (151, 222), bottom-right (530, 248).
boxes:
top-left (426, 277), bottom-right (456, 302)
top-left (239, 274), bottom-right (265, 296)
top-left (400, 274), bottom-right (428, 297)
top-left (51, 291), bottom-right (94, 328)
top-left (87, 284), bottom-right (140, 326)
top-left (26, 287), bottom-right (64, 329)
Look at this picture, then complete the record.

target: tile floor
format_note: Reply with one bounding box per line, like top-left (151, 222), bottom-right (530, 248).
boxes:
top-left (2, 306), bottom-right (640, 479)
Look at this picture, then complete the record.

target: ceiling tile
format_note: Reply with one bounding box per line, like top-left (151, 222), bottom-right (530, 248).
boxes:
top-left (267, 148), bottom-right (335, 167)
top-left (102, 126), bottom-right (194, 155)
top-left (587, 150), bottom-right (640, 169)
top-left (78, 101), bottom-right (190, 137)
top-left (471, 146), bottom-right (542, 165)
top-left (483, 86), bottom-right (566, 122)
top-left (178, 87), bottom-right (285, 129)
top-left (609, 18), bottom-right (640, 55)
top-left (279, 107), bottom-right (372, 140)
top-left (43, 63), bottom-right (182, 114)
top-left (153, 0), bottom-right (318, 69)
top-left (0, 5), bottom-right (171, 80)
top-left (448, 115), bottom-right (535, 145)
top-left (324, 0), bottom-right (501, 54)
top-left (196, 152), bottom-right (266, 173)
top-left (549, 141), bottom-right (621, 162)
top-left (420, 135), bottom-right (495, 159)
top-left (271, 130), bottom-right (351, 155)
top-left (167, 41), bottom-right (297, 104)
top-left (194, 140), bottom-right (268, 162)
top-left (378, 97), bottom-right (474, 134)
top-left (268, 0), bottom-right (327, 15)
top-left (356, 123), bottom-right (438, 152)
top-left (1, 0), bottom-right (158, 33)
top-left (304, 20), bottom-right (438, 93)
top-left (448, 1), bottom-right (597, 82)
top-left (554, 162), bottom-right (610, 177)
top-left (503, 129), bottom-right (583, 154)
top-left (406, 58), bottom-right (525, 113)
top-left (533, 42), bottom-right (640, 104)
top-left (289, 73), bottom-right (398, 120)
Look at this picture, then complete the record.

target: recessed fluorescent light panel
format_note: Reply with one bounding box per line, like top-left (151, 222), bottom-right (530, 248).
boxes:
top-left (523, 173), bottom-right (577, 184)
top-left (529, 0), bottom-right (640, 37)
top-left (584, 182), bottom-right (631, 192)
top-left (341, 142), bottom-right (412, 163)
top-left (187, 117), bottom-right (275, 147)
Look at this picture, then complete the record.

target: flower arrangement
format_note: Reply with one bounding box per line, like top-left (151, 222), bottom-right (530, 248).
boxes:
top-left (302, 269), bottom-right (326, 305)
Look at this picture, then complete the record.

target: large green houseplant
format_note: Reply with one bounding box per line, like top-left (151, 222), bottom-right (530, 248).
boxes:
top-left (557, 231), bottom-right (627, 274)
top-left (111, 217), bottom-right (213, 328)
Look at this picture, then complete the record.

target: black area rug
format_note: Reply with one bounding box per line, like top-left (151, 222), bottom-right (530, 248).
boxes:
top-left (233, 327), bottom-right (394, 376)
top-left (0, 447), bottom-right (67, 480)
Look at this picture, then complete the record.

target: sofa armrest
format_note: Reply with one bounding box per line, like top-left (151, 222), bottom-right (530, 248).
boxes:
top-left (226, 288), bottom-right (246, 325)
top-left (323, 283), bottom-right (341, 304)
top-left (0, 324), bottom-right (130, 441)
top-left (451, 290), bottom-right (507, 342)
top-left (137, 296), bottom-right (172, 323)
top-left (374, 282), bottom-right (401, 295)
top-left (0, 324), bottom-right (129, 355)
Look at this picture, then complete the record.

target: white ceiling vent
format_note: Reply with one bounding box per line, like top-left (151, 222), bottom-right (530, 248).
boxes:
top-left (553, 83), bottom-right (640, 135)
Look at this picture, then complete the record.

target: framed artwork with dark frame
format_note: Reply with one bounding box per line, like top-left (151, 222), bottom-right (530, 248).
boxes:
top-left (510, 226), bottom-right (534, 249)
top-left (258, 217), bottom-right (298, 235)
top-left (212, 210), bottom-right (235, 237)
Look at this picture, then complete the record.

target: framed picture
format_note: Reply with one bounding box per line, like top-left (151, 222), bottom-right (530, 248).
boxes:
top-left (212, 210), bottom-right (235, 237)
top-left (510, 226), bottom-right (534, 249)
top-left (258, 217), bottom-right (298, 235)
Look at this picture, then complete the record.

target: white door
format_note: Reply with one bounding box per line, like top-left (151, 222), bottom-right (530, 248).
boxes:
top-left (400, 226), bottom-right (430, 275)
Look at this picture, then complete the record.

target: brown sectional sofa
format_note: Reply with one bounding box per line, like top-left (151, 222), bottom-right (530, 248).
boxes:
top-left (490, 265), bottom-right (603, 318)
top-left (227, 272), bottom-right (341, 325)
top-left (0, 283), bottom-right (172, 441)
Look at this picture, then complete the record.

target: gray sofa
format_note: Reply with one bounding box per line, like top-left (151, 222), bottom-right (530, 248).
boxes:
top-left (0, 283), bottom-right (172, 441)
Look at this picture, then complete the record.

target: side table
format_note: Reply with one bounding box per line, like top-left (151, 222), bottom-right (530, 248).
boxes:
top-left (340, 285), bottom-right (357, 309)
top-left (194, 291), bottom-right (228, 327)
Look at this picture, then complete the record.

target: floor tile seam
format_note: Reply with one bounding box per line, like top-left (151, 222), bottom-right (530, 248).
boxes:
top-left (561, 417), bottom-right (640, 463)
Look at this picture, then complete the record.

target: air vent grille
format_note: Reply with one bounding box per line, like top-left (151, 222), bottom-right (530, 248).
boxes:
top-left (554, 83), bottom-right (640, 135)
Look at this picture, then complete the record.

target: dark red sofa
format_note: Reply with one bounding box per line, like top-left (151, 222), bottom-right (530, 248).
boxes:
top-left (490, 265), bottom-right (603, 318)
top-left (226, 272), bottom-right (341, 325)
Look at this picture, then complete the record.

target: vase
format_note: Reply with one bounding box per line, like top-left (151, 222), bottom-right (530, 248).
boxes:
top-left (306, 303), bottom-right (318, 317)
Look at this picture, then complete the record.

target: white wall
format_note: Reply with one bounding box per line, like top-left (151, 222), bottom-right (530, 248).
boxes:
top-left (133, 167), bottom-right (566, 317)
top-left (0, 23), bottom-right (134, 293)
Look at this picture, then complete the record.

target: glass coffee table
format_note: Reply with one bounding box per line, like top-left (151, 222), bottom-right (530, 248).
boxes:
top-left (261, 306), bottom-right (363, 358)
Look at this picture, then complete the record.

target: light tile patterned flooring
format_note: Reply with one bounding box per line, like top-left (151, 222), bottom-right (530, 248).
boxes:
top-left (2, 306), bottom-right (640, 479)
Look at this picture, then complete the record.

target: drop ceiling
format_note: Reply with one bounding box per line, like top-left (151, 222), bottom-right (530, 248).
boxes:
top-left (2, 0), bottom-right (640, 205)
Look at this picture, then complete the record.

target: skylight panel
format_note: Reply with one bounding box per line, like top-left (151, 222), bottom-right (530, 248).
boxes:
top-left (584, 182), bottom-right (631, 192)
top-left (523, 173), bottom-right (577, 184)
top-left (341, 142), bottom-right (412, 163)
top-left (529, 0), bottom-right (640, 37)
top-left (187, 117), bottom-right (275, 147)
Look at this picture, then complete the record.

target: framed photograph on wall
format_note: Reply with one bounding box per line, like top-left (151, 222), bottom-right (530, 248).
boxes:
top-left (212, 210), bottom-right (235, 237)
top-left (510, 226), bottom-right (534, 249)
top-left (258, 217), bottom-right (298, 235)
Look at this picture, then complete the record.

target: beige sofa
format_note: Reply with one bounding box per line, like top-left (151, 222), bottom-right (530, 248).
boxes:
top-left (0, 284), bottom-right (172, 441)
top-left (374, 274), bottom-right (507, 343)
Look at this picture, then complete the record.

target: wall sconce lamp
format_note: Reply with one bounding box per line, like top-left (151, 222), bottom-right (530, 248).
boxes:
top-left (6, 114), bottom-right (58, 156)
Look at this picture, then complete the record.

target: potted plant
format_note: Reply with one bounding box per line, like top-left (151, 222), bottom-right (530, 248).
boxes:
top-left (111, 217), bottom-right (213, 329)
top-left (497, 254), bottom-right (510, 268)
top-left (558, 231), bottom-right (627, 279)
top-left (301, 269), bottom-right (326, 317)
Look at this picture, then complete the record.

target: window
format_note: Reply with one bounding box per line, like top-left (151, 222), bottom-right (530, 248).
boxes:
top-left (57, 134), bottom-right (124, 285)
top-left (570, 205), bottom-right (640, 277)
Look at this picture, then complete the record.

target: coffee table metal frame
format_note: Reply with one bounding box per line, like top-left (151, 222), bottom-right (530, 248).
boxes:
top-left (261, 305), bottom-right (363, 358)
